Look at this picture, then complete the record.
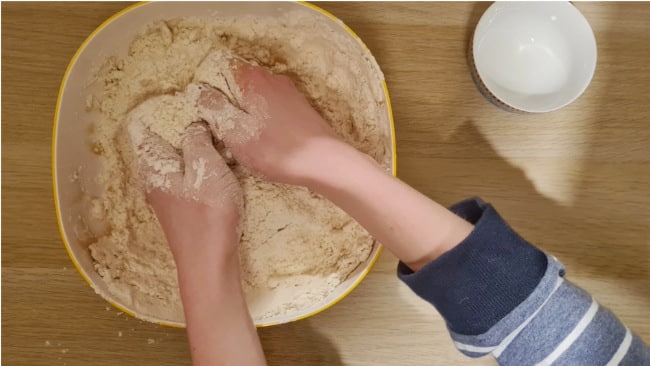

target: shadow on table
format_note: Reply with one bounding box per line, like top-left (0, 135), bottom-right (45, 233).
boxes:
top-left (355, 1), bottom-right (650, 304)
top-left (437, 2), bottom-right (649, 302)
top-left (259, 320), bottom-right (343, 366)
top-left (423, 119), bottom-right (649, 300)
top-left (339, 0), bottom-right (649, 308)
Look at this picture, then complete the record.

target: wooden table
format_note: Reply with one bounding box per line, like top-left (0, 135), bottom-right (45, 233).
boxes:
top-left (3, 2), bottom-right (649, 365)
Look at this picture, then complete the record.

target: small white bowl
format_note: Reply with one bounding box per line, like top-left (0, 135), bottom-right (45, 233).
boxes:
top-left (471, 2), bottom-right (597, 113)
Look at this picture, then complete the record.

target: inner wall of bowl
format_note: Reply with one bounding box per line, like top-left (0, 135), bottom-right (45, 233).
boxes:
top-left (55, 2), bottom-right (392, 326)
top-left (473, 2), bottom-right (596, 112)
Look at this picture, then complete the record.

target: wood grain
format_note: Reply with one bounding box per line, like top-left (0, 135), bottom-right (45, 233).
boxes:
top-left (2, 2), bottom-right (648, 365)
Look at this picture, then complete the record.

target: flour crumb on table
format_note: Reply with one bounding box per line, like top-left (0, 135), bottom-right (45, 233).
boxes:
top-left (85, 11), bottom-right (390, 323)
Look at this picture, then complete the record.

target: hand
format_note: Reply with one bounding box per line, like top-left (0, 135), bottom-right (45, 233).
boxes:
top-left (130, 122), bottom-right (266, 366)
top-left (196, 61), bottom-right (471, 273)
top-left (197, 64), bottom-right (339, 186)
top-left (130, 121), bottom-right (243, 263)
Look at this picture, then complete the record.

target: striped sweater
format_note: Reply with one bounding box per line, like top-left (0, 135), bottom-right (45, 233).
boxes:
top-left (398, 198), bottom-right (649, 365)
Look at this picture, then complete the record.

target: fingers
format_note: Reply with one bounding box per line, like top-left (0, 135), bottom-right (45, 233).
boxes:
top-left (127, 120), bottom-right (183, 193)
top-left (197, 86), bottom-right (227, 136)
top-left (236, 64), bottom-right (296, 94)
top-left (195, 49), bottom-right (248, 105)
top-left (181, 122), bottom-right (230, 193)
top-left (197, 86), bottom-right (246, 142)
top-left (235, 64), bottom-right (272, 104)
top-left (236, 66), bottom-right (297, 113)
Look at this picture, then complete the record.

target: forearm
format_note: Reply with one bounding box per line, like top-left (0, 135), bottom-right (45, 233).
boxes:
top-left (304, 141), bottom-right (473, 270)
top-left (173, 228), bottom-right (266, 366)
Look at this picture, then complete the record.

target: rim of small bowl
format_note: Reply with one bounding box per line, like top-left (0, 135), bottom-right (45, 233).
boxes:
top-left (52, 1), bottom-right (397, 328)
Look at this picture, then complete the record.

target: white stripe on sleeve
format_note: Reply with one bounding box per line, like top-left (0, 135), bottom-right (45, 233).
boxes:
top-left (454, 343), bottom-right (497, 353)
top-left (452, 277), bottom-right (565, 356)
top-left (606, 328), bottom-right (632, 366)
top-left (535, 298), bottom-right (599, 366)
top-left (492, 277), bottom-right (564, 358)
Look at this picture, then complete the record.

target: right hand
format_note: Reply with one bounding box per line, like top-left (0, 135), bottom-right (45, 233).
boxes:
top-left (198, 64), bottom-right (341, 186)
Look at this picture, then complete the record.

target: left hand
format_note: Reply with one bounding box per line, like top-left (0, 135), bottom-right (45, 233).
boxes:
top-left (130, 121), bottom-right (243, 264)
top-left (131, 122), bottom-right (266, 366)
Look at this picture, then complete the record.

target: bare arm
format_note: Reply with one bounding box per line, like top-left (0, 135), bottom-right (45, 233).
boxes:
top-left (132, 122), bottom-right (266, 366)
top-left (300, 139), bottom-right (472, 270)
top-left (173, 224), bottom-right (263, 366)
top-left (198, 64), bottom-right (472, 270)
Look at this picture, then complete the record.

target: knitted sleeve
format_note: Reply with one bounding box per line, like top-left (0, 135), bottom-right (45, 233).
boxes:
top-left (397, 198), bottom-right (649, 365)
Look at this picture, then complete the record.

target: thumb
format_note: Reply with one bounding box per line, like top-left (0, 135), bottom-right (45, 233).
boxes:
top-left (127, 120), bottom-right (183, 194)
top-left (197, 86), bottom-right (246, 142)
top-left (181, 122), bottom-right (231, 195)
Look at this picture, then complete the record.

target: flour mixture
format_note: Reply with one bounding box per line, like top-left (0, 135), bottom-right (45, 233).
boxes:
top-left (85, 11), bottom-right (390, 323)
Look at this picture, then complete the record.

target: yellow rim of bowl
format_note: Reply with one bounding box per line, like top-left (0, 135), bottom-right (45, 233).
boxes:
top-left (52, 1), bottom-right (397, 329)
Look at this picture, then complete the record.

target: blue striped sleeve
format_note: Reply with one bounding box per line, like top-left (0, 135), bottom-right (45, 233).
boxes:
top-left (397, 197), bottom-right (650, 365)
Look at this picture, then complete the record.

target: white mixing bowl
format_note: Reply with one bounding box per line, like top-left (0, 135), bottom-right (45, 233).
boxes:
top-left (53, 1), bottom-right (396, 327)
